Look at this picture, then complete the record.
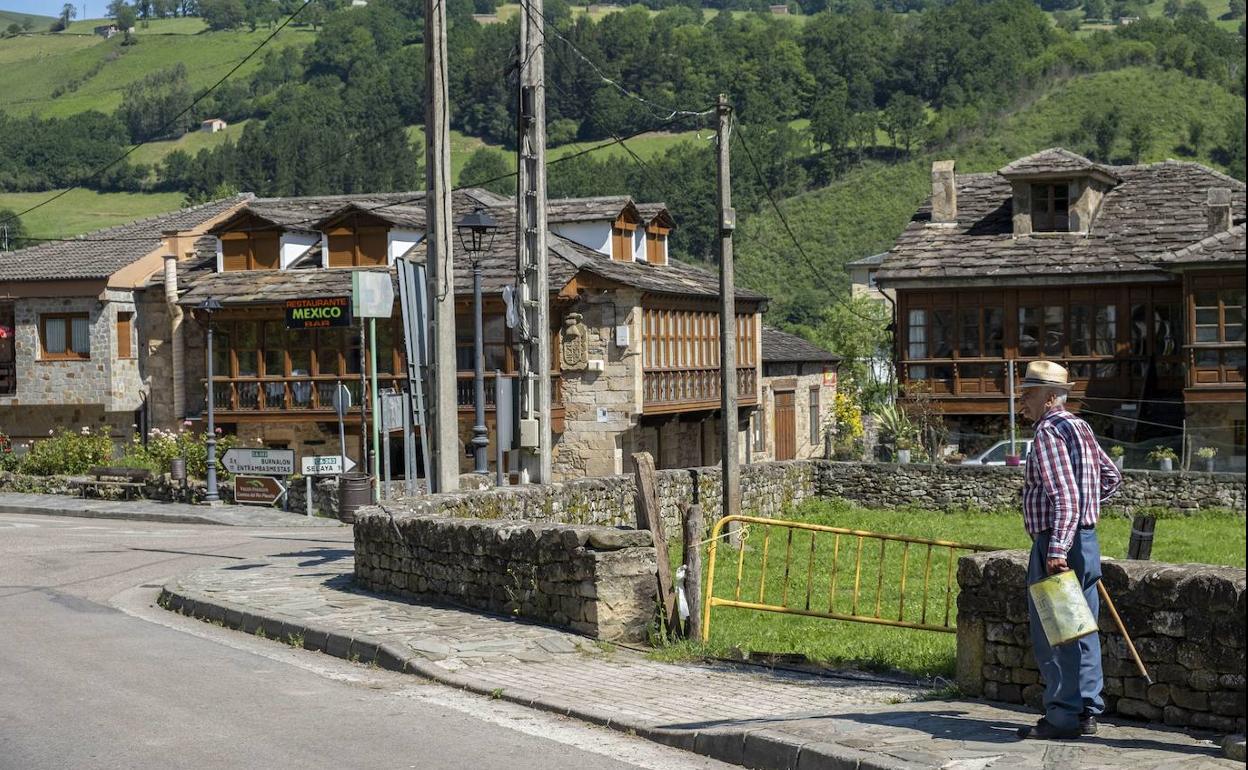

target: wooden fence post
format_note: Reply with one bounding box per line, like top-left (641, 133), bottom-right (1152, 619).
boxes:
top-left (682, 500), bottom-right (704, 641)
top-left (632, 451), bottom-right (679, 636)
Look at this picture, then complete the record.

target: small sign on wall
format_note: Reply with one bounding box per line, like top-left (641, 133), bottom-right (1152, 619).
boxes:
top-left (285, 297), bottom-right (352, 330)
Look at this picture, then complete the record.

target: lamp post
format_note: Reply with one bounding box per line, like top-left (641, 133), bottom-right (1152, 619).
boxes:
top-left (198, 296), bottom-right (223, 502)
top-left (456, 207), bottom-right (499, 476)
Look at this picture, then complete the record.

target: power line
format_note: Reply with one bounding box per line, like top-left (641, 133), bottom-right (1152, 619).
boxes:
top-left (0, 0), bottom-right (314, 230)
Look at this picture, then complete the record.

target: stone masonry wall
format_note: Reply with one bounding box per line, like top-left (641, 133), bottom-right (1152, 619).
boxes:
top-left (353, 512), bottom-right (658, 641)
top-left (956, 550), bottom-right (1246, 733)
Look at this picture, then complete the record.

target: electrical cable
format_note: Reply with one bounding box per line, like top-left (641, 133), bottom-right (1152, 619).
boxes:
top-left (0, 0), bottom-right (315, 229)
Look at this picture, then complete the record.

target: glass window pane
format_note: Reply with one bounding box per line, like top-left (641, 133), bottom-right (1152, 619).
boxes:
top-left (289, 349), bottom-right (310, 376)
top-left (958, 308), bottom-right (980, 357)
top-left (1156, 304), bottom-right (1181, 354)
top-left (236, 351), bottom-right (258, 377)
top-left (1094, 305), bottom-right (1116, 355)
top-left (1043, 306), bottom-right (1064, 356)
top-left (45, 318), bottom-right (66, 353)
top-left (70, 317), bottom-right (90, 354)
top-left (235, 322), bottom-right (258, 349)
top-left (1070, 305), bottom-right (1091, 356)
top-left (1196, 349), bottom-right (1219, 366)
top-left (1019, 307), bottom-right (1040, 356)
top-left (1196, 326), bottom-right (1219, 343)
top-left (1194, 291), bottom-right (1217, 308)
top-left (908, 309), bottom-right (926, 359)
top-left (984, 308), bottom-right (1004, 357)
top-left (1225, 349), bottom-right (1246, 369)
top-left (983, 444), bottom-right (1007, 463)
top-left (213, 330), bottom-right (230, 375)
top-left (317, 329), bottom-right (342, 376)
top-left (932, 309), bottom-right (953, 358)
top-left (1195, 308), bottom-right (1219, 326)
top-left (264, 350), bottom-right (284, 377)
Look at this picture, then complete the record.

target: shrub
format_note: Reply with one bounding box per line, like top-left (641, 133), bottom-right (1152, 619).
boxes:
top-left (18, 427), bottom-right (114, 476)
top-left (0, 431), bottom-right (18, 472)
top-left (1146, 445), bottom-right (1178, 462)
top-left (1108, 444), bottom-right (1125, 458)
top-left (122, 424), bottom-right (240, 480)
top-left (1195, 446), bottom-right (1217, 460)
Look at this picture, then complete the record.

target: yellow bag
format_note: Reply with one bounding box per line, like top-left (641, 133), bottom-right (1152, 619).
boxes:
top-left (1029, 570), bottom-right (1098, 647)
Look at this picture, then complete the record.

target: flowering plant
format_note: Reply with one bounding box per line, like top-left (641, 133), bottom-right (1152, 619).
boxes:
top-left (18, 426), bottom-right (113, 475)
top-left (123, 425), bottom-right (239, 480)
top-left (1195, 446), bottom-right (1217, 460)
top-left (0, 431), bottom-right (18, 472)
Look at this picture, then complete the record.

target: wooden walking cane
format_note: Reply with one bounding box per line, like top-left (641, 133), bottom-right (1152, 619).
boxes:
top-left (1097, 580), bottom-right (1152, 685)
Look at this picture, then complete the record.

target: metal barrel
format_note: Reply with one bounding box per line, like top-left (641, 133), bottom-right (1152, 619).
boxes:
top-left (338, 473), bottom-right (373, 524)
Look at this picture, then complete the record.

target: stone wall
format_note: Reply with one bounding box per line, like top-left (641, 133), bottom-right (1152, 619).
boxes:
top-left (353, 512), bottom-right (658, 641)
top-left (818, 462), bottom-right (1246, 513)
top-left (956, 550), bottom-right (1246, 732)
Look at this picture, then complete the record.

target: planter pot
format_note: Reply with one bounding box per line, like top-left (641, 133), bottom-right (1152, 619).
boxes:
top-left (1005, 455), bottom-right (1022, 467)
top-left (897, 449), bottom-right (911, 464)
top-left (1113, 456), bottom-right (1124, 470)
top-left (1204, 459), bottom-right (1215, 473)
top-left (1158, 458), bottom-right (1173, 472)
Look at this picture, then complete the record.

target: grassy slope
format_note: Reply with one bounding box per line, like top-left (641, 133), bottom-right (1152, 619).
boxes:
top-left (0, 188), bottom-right (186, 240)
top-left (660, 499), bottom-right (1245, 677)
top-left (0, 9), bottom-right (53, 27)
top-left (129, 118), bottom-right (252, 167)
top-left (737, 67), bottom-right (1247, 320)
top-left (0, 22), bottom-right (314, 118)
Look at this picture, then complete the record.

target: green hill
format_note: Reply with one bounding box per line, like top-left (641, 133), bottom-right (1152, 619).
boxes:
top-left (0, 21), bottom-right (314, 119)
top-left (0, 9), bottom-right (53, 28)
top-left (738, 67), bottom-right (1247, 326)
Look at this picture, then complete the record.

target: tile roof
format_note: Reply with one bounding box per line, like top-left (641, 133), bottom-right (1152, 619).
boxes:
top-left (175, 188), bottom-right (761, 304)
top-left (878, 158), bottom-right (1246, 287)
top-left (1152, 223), bottom-right (1246, 267)
top-left (0, 195), bottom-right (250, 282)
top-left (997, 147), bottom-right (1119, 181)
top-left (762, 325), bottom-right (841, 363)
top-left (547, 196), bottom-right (634, 223)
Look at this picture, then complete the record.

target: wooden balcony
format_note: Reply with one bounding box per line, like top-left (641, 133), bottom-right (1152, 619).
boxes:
top-left (642, 367), bottom-right (758, 415)
top-left (1185, 344), bottom-right (1245, 402)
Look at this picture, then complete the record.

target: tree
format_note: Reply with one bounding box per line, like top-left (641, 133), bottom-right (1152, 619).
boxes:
top-left (1230, 0), bottom-right (1245, 18)
top-left (1187, 118), bottom-right (1205, 156)
top-left (1163, 0), bottom-right (1182, 17)
top-left (881, 93), bottom-right (926, 155)
top-left (1083, 0), bottom-right (1107, 20)
top-left (116, 3), bottom-right (138, 34)
top-left (1084, 108), bottom-right (1121, 161)
top-left (200, 0), bottom-right (245, 29)
top-left (807, 296), bottom-right (892, 411)
top-left (1126, 120), bottom-right (1152, 162)
top-left (809, 76), bottom-right (851, 157)
top-left (0, 210), bottom-right (28, 251)
top-left (5, 22), bottom-right (21, 36)
top-left (458, 148), bottom-right (513, 195)
top-left (118, 64), bottom-right (194, 141)
top-left (59, 2), bottom-right (77, 29)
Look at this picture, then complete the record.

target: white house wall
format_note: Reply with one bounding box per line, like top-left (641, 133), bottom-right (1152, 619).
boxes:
top-left (281, 232), bottom-right (320, 269)
top-left (388, 229), bottom-right (423, 264)
top-left (551, 222), bottom-right (611, 257)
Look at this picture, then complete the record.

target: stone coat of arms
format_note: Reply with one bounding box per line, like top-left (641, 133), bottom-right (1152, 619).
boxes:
top-left (560, 312), bottom-right (590, 370)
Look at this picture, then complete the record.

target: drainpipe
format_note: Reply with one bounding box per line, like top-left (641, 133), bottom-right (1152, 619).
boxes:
top-left (164, 254), bottom-right (185, 421)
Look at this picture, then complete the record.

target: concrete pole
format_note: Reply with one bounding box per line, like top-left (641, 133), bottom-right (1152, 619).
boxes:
top-left (203, 311), bottom-right (219, 503)
top-left (369, 317), bottom-right (381, 499)
top-left (425, 0), bottom-right (459, 493)
top-left (716, 94), bottom-right (739, 522)
top-left (516, 0), bottom-right (551, 484)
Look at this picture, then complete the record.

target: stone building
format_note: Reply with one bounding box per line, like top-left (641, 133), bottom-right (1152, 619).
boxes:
top-left (879, 149), bottom-right (1245, 468)
top-left (750, 326), bottom-right (840, 462)
top-left (0, 196), bottom-right (247, 446)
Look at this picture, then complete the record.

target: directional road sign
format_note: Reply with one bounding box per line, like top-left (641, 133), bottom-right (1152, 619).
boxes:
top-left (222, 448), bottom-right (295, 476)
top-left (233, 475), bottom-right (287, 506)
top-left (300, 455), bottom-right (356, 476)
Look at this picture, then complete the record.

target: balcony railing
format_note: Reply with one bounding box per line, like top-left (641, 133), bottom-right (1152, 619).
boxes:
top-left (642, 367), bottom-right (758, 414)
top-left (899, 355), bottom-right (1184, 399)
top-left (455, 372), bottom-right (563, 410)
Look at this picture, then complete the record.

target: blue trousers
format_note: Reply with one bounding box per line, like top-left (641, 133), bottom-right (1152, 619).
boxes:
top-left (1027, 527), bottom-right (1105, 731)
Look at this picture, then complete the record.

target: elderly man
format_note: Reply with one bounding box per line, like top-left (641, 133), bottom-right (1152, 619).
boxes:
top-left (1015, 361), bottom-right (1122, 740)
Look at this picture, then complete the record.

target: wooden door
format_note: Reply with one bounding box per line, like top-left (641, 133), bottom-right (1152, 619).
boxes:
top-left (774, 390), bottom-right (796, 461)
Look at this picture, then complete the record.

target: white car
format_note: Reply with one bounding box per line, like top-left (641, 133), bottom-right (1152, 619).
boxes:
top-left (962, 439), bottom-right (1033, 466)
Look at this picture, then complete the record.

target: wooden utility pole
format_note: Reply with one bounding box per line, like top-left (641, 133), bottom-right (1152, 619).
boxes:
top-left (425, 0), bottom-right (458, 493)
top-left (716, 94), bottom-right (740, 522)
top-left (515, 0), bottom-right (551, 484)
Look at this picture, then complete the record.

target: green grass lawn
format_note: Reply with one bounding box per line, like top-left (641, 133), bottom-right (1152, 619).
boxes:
top-left (129, 119), bottom-right (252, 167)
top-left (658, 498), bottom-right (1245, 679)
top-left (0, 24), bottom-right (315, 118)
top-left (0, 188), bottom-right (187, 240)
top-left (63, 16), bottom-right (211, 35)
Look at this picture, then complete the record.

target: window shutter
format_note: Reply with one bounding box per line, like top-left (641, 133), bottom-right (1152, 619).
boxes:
top-left (253, 234), bottom-right (280, 270)
top-left (358, 227), bottom-right (389, 266)
top-left (221, 233), bottom-right (249, 271)
top-left (327, 229), bottom-right (356, 268)
top-left (117, 312), bottom-right (133, 358)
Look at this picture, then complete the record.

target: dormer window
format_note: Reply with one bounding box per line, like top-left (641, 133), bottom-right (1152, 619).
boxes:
top-left (1031, 183), bottom-right (1070, 232)
top-left (327, 225), bottom-right (388, 268)
top-left (221, 231), bottom-right (280, 271)
top-left (611, 213), bottom-right (638, 262)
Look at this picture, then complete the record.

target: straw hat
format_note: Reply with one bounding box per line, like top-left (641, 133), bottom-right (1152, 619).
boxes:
top-left (1019, 360), bottom-right (1073, 390)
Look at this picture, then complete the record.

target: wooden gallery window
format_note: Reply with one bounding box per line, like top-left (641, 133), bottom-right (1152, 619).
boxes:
top-left (611, 214), bottom-right (638, 262)
top-left (327, 225), bottom-right (388, 268)
top-left (220, 231), bottom-right (280, 271)
top-left (116, 311), bottom-right (134, 359)
top-left (40, 313), bottom-right (90, 360)
top-left (1031, 183), bottom-right (1069, 232)
top-left (1191, 281), bottom-right (1246, 384)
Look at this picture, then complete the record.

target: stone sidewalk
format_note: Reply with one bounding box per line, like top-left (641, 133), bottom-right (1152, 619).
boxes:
top-left (0, 492), bottom-right (343, 527)
top-left (160, 549), bottom-right (1239, 770)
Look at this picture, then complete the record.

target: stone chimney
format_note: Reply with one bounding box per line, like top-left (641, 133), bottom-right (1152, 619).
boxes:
top-left (1206, 188), bottom-right (1232, 235)
top-left (930, 160), bottom-right (957, 225)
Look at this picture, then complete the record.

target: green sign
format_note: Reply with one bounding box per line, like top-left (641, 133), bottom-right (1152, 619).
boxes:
top-left (285, 297), bottom-right (352, 329)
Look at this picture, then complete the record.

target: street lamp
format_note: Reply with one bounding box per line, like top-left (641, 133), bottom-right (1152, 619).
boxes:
top-left (456, 207), bottom-right (499, 476)
top-left (198, 296), bottom-right (223, 502)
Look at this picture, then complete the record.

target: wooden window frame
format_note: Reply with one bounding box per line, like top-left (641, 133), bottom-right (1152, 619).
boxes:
top-left (117, 311), bottom-right (134, 359)
top-left (39, 312), bottom-right (90, 361)
top-left (1030, 182), bottom-right (1070, 233)
top-left (808, 385), bottom-right (820, 446)
top-left (220, 231), bottom-right (280, 271)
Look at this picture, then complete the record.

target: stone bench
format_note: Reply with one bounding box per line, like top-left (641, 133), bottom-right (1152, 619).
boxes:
top-left (68, 466), bottom-right (153, 500)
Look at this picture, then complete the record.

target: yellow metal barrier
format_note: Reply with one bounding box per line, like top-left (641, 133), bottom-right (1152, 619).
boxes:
top-left (700, 515), bottom-right (1001, 642)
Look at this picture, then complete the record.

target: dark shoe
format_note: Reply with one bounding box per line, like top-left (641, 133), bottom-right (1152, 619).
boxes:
top-left (1079, 716), bottom-right (1098, 736)
top-left (1018, 718), bottom-right (1081, 740)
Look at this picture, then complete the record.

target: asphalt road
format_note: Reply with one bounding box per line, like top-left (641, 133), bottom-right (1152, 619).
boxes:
top-left (0, 513), bottom-right (733, 770)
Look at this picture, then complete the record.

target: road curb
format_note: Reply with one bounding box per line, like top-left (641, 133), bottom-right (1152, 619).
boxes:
top-left (0, 502), bottom-right (223, 526)
top-left (157, 580), bottom-right (920, 770)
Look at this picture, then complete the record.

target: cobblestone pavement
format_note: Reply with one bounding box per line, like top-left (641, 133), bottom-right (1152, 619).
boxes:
top-left (163, 550), bottom-right (1238, 770)
top-left (0, 492), bottom-right (343, 527)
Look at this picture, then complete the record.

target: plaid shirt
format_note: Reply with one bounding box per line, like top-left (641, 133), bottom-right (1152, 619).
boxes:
top-left (1023, 406), bottom-right (1123, 560)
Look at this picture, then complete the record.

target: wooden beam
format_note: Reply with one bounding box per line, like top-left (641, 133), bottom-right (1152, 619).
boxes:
top-left (632, 451), bottom-right (679, 637)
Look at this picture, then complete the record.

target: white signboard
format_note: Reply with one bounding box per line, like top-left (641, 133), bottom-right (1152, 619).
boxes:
top-left (301, 455), bottom-right (356, 476)
top-left (222, 448), bottom-right (295, 476)
top-left (352, 271), bottom-right (395, 319)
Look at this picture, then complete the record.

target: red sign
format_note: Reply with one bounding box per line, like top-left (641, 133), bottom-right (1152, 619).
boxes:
top-left (233, 475), bottom-right (286, 505)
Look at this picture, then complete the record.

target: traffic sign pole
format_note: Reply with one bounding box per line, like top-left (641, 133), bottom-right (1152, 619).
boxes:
top-left (370, 317), bottom-right (381, 501)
